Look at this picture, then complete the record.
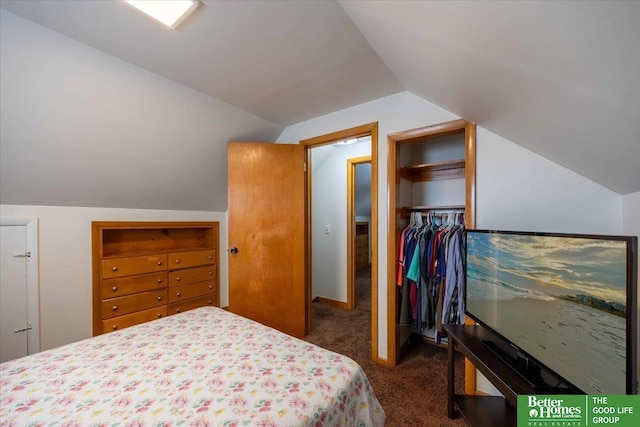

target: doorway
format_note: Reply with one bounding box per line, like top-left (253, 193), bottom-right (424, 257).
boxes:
top-left (301, 122), bottom-right (380, 361)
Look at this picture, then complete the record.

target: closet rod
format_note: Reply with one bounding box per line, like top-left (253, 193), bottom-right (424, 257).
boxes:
top-left (399, 205), bottom-right (465, 212)
top-left (423, 211), bottom-right (465, 217)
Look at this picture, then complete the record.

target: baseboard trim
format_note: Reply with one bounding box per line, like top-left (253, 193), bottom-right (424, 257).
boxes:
top-left (373, 355), bottom-right (392, 367)
top-left (314, 296), bottom-right (349, 310)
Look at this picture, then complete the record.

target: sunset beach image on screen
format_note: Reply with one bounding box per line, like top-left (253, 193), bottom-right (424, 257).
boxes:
top-left (465, 231), bottom-right (634, 395)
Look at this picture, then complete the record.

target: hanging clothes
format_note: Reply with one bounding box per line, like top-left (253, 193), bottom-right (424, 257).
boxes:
top-left (442, 229), bottom-right (465, 325)
top-left (395, 211), bottom-right (466, 338)
top-left (397, 213), bottom-right (417, 326)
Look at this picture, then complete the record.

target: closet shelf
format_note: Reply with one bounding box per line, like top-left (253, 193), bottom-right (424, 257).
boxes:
top-left (399, 159), bottom-right (465, 182)
top-left (398, 205), bottom-right (465, 213)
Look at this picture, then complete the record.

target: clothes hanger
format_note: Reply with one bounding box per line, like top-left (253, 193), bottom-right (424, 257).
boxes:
top-left (416, 211), bottom-right (423, 227)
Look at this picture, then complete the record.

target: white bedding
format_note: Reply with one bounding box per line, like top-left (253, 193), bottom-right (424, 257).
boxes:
top-left (0, 306), bottom-right (385, 426)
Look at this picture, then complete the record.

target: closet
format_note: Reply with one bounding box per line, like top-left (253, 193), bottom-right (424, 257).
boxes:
top-left (388, 119), bottom-right (476, 363)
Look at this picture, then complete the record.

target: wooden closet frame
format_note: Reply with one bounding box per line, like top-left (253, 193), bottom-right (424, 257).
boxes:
top-left (387, 119), bottom-right (477, 394)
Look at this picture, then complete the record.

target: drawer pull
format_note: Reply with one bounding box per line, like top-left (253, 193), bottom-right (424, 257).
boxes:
top-left (157, 279), bottom-right (163, 283)
top-left (157, 296), bottom-right (162, 301)
top-left (113, 325), bottom-right (118, 330)
top-left (176, 277), bottom-right (181, 282)
top-left (175, 259), bottom-right (181, 264)
top-left (208, 271), bottom-right (213, 276)
top-left (176, 309), bottom-right (181, 313)
top-left (176, 292), bottom-right (181, 297)
top-left (112, 286), bottom-right (118, 292)
top-left (157, 261), bottom-right (163, 266)
top-left (208, 285), bottom-right (213, 290)
top-left (208, 255), bottom-right (212, 260)
top-left (208, 300), bottom-right (212, 304)
top-left (158, 314), bottom-right (163, 318)
top-left (112, 305), bottom-right (118, 311)
top-left (112, 266), bottom-right (118, 272)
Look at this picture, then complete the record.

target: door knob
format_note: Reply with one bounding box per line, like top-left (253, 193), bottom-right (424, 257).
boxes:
top-left (230, 247), bottom-right (238, 254)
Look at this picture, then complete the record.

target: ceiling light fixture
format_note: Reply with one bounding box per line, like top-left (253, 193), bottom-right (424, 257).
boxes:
top-left (332, 137), bottom-right (367, 147)
top-left (124, 0), bottom-right (199, 30)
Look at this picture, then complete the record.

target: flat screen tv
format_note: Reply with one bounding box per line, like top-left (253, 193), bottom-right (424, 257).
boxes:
top-left (465, 229), bottom-right (638, 395)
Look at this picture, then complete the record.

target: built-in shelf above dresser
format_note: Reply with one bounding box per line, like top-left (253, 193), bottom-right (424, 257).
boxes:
top-left (92, 221), bottom-right (219, 336)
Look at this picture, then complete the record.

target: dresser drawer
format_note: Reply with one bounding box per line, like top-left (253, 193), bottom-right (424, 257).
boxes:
top-left (169, 281), bottom-right (216, 303)
top-left (102, 289), bottom-right (167, 319)
top-left (102, 306), bottom-right (167, 334)
top-left (168, 250), bottom-right (216, 269)
top-left (169, 295), bottom-right (216, 315)
top-left (168, 265), bottom-right (216, 286)
top-left (102, 272), bottom-right (167, 298)
top-left (102, 255), bottom-right (168, 279)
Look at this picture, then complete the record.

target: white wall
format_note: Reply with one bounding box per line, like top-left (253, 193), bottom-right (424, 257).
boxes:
top-left (0, 205), bottom-right (228, 351)
top-left (355, 163), bottom-right (372, 217)
top-left (623, 190), bottom-right (640, 389)
top-left (476, 127), bottom-right (622, 234)
top-left (278, 91), bottom-right (623, 364)
top-left (623, 191), bottom-right (640, 239)
top-left (0, 10), bottom-right (281, 212)
top-left (311, 142), bottom-right (370, 302)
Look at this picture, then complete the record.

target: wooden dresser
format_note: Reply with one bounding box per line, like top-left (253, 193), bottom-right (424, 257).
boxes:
top-left (92, 221), bottom-right (219, 336)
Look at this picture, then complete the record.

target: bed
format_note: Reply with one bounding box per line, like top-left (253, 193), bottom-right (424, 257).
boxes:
top-left (0, 306), bottom-right (385, 426)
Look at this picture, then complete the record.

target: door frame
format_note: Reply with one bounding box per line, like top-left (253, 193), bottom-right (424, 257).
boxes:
top-left (387, 119), bottom-right (476, 377)
top-left (347, 156), bottom-right (371, 310)
top-left (301, 122), bottom-right (380, 361)
top-left (0, 217), bottom-right (40, 355)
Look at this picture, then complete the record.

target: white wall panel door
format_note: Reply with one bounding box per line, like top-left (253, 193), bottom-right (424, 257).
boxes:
top-left (0, 225), bottom-right (29, 362)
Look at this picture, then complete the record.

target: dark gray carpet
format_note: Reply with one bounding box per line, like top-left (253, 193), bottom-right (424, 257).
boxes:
top-left (304, 267), bottom-right (467, 426)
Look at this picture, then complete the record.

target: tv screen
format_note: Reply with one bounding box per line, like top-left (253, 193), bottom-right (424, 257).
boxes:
top-left (466, 229), bottom-right (637, 395)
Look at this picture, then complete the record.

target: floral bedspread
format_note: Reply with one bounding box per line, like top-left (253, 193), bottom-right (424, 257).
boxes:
top-left (0, 307), bottom-right (384, 426)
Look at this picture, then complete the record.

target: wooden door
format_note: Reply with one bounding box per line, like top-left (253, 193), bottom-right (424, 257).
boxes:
top-left (0, 226), bottom-right (29, 362)
top-left (228, 142), bottom-right (307, 338)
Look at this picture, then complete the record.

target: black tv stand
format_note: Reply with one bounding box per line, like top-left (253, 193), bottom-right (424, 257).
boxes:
top-left (444, 325), bottom-right (577, 427)
top-left (482, 340), bottom-right (547, 388)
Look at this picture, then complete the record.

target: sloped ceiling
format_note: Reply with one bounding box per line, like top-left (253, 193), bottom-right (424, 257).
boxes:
top-left (1, 0), bottom-right (638, 209)
top-left (0, 0), bottom-right (402, 126)
top-left (339, 0), bottom-right (640, 195)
